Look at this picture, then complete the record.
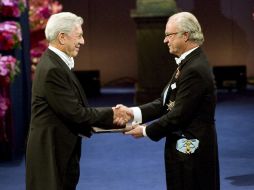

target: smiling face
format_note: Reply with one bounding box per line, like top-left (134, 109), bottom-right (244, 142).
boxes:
top-left (58, 24), bottom-right (85, 57)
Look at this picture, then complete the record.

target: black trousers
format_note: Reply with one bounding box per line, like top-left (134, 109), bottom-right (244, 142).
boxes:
top-left (63, 140), bottom-right (81, 190)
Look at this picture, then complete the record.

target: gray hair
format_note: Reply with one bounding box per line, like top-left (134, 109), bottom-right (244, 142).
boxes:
top-left (169, 12), bottom-right (204, 45)
top-left (45, 12), bottom-right (83, 42)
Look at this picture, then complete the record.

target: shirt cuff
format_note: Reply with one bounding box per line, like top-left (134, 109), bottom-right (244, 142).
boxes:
top-left (142, 125), bottom-right (147, 137)
top-left (130, 107), bottom-right (142, 124)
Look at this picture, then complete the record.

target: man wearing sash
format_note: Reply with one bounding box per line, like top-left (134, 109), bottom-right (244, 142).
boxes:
top-left (118, 12), bottom-right (220, 190)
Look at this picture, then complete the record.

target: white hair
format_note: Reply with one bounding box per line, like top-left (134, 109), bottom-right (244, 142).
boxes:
top-left (169, 12), bottom-right (204, 45)
top-left (45, 12), bottom-right (83, 42)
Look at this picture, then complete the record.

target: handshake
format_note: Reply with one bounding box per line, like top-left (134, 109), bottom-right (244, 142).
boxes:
top-left (112, 104), bottom-right (133, 126)
top-left (111, 104), bottom-right (145, 138)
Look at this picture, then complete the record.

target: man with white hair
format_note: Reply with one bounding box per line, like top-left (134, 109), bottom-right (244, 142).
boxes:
top-left (26, 12), bottom-right (129, 190)
top-left (120, 12), bottom-right (220, 190)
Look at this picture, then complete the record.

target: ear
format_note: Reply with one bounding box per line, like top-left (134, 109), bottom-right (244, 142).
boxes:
top-left (183, 32), bottom-right (189, 42)
top-left (57, 32), bottom-right (65, 45)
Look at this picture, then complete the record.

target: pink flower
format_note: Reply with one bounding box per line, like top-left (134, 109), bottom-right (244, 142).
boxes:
top-left (0, 65), bottom-right (9, 76)
top-left (0, 21), bottom-right (22, 50)
top-left (0, 55), bottom-right (19, 83)
top-left (37, 6), bottom-right (51, 19)
top-left (0, 0), bottom-right (26, 17)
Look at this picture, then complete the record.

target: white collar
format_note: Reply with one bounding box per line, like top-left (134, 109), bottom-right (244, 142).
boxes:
top-left (175, 46), bottom-right (199, 65)
top-left (48, 46), bottom-right (74, 70)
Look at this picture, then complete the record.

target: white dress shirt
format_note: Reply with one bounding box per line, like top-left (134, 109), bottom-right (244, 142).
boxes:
top-left (48, 46), bottom-right (75, 70)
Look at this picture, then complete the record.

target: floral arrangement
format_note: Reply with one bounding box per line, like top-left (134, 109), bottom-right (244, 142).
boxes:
top-left (0, 0), bottom-right (25, 144)
top-left (29, 0), bottom-right (62, 32)
top-left (0, 0), bottom-right (27, 17)
top-left (0, 54), bottom-right (19, 140)
top-left (0, 21), bottom-right (22, 50)
top-left (0, 54), bottom-right (20, 85)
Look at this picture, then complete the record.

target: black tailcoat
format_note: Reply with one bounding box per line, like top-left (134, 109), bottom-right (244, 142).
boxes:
top-left (26, 49), bottom-right (113, 190)
top-left (140, 48), bottom-right (220, 190)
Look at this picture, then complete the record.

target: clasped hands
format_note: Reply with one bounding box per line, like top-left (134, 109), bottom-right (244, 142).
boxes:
top-left (112, 104), bottom-right (145, 138)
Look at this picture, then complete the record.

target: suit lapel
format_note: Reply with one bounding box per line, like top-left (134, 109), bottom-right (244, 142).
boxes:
top-left (162, 47), bottom-right (202, 106)
top-left (178, 47), bottom-right (202, 70)
top-left (68, 70), bottom-right (89, 106)
top-left (47, 49), bottom-right (89, 106)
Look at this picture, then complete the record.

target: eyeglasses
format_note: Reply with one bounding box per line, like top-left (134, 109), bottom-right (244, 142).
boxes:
top-left (164, 32), bottom-right (182, 39)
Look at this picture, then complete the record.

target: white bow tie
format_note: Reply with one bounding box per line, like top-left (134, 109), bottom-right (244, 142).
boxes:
top-left (175, 57), bottom-right (183, 65)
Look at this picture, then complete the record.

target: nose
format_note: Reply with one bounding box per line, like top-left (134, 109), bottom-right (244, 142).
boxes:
top-left (80, 36), bottom-right (85, 45)
top-left (163, 37), bottom-right (168, 44)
